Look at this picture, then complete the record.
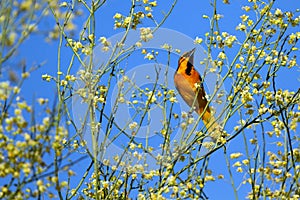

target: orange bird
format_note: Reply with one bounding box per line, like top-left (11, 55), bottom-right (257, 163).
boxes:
top-left (174, 48), bottom-right (223, 142)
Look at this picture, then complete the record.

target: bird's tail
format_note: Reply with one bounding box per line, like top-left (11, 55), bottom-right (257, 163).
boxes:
top-left (198, 109), bottom-right (223, 142)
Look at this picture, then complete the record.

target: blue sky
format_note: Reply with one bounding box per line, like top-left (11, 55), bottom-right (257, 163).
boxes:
top-left (4, 0), bottom-right (300, 199)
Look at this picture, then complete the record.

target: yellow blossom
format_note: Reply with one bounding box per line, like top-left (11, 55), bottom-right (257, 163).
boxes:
top-left (230, 152), bottom-right (243, 159)
top-left (236, 23), bottom-right (246, 31)
top-left (144, 53), bottom-right (154, 60)
top-left (274, 8), bottom-right (283, 17)
top-left (240, 14), bottom-right (249, 22)
top-left (149, 1), bottom-right (157, 7)
top-left (194, 37), bottom-right (203, 44)
top-left (272, 169), bottom-right (282, 176)
top-left (113, 13), bottom-right (122, 19)
top-left (169, 96), bottom-right (177, 103)
top-left (60, 80), bottom-right (67, 86)
top-left (233, 161), bottom-right (242, 167)
top-left (140, 27), bottom-right (153, 42)
top-left (60, 2), bottom-right (68, 7)
top-left (218, 174), bottom-right (224, 179)
top-left (136, 42), bottom-right (142, 47)
top-left (146, 12), bottom-right (153, 18)
top-left (204, 175), bottom-right (215, 182)
top-left (236, 167), bottom-right (243, 172)
top-left (242, 6), bottom-right (251, 12)
top-left (218, 52), bottom-right (226, 59)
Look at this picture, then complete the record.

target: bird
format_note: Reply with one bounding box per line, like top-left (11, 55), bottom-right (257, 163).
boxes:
top-left (174, 48), bottom-right (223, 142)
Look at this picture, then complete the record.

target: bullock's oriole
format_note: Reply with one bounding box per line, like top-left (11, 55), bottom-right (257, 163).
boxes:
top-left (174, 48), bottom-right (223, 142)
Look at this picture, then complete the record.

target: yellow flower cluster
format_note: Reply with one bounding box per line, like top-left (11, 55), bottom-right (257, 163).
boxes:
top-left (66, 38), bottom-right (93, 55)
top-left (140, 27), bottom-right (153, 42)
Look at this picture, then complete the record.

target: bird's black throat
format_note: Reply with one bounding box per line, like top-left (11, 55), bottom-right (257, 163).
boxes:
top-left (185, 60), bottom-right (193, 76)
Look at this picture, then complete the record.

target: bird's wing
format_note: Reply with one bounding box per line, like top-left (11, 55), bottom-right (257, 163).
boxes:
top-left (174, 73), bottom-right (199, 111)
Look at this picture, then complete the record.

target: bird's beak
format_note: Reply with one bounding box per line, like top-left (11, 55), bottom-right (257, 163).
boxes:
top-left (187, 48), bottom-right (196, 57)
top-left (183, 48), bottom-right (195, 65)
top-left (182, 48), bottom-right (195, 58)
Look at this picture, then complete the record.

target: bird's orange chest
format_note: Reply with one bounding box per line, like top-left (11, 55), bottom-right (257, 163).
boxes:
top-left (177, 62), bottom-right (201, 90)
top-left (185, 69), bottom-right (201, 86)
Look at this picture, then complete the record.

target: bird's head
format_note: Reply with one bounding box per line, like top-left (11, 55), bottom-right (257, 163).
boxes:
top-left (177, 48), bottom-right (196, 75)
top-left (181, 48), bottom-right (195, 61)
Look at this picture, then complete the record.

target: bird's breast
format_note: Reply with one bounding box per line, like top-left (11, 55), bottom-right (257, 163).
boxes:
top-left (174, 73), bottom-right (199, 109)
